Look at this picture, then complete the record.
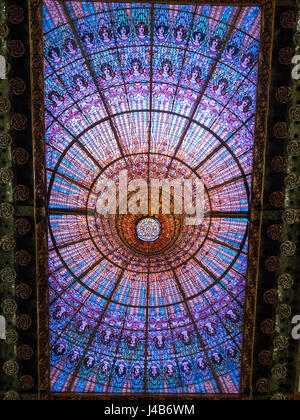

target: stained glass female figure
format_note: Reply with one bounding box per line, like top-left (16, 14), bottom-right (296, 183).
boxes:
top-left (225, 308), bottom-right (240, 323)
top-left (153, 333), bottom-right (166, 350)
top-left (81, 31), bottom-right (94, 49)
top-left (241, 52), bottom-right (254, 70)
top-left (135, 22), bottom-right (149, 42)
top-left (99, 26), bottom-right (113, 46)
top-left (149, 363), bottom-right (160, 380)
top-left (179, 329), bottom-right (192, 345)
top-left (53, 305), bottom-right (67, 320)
top-left (196, 356), bottom-right (208, 371)
top-left (100, 63), bottom-right (115, 82)
top-left (213, 78), bottom-right (229, 97)
top-left (181, 359), bottom-right (192, 375)
top-left (48, 91), bottom-right (64, 108)
top-left (148, 363), bottom-right (162, 391)
top-left (226, 347), bottom-right (238, 359)
top-left (174, 25), bottom-right (187, 44)
top-left (84, 354), bottom-right (95, 369)
top-left (164, 361), bottom-right (180, 389)
top-left (211, 351), bottom-right (223, 365)
top-left (159, 60), bottom-right (173, 78)
top-left (100, 359), bottom-right (110, 375)
top-left (101, 328), bottom-right (114, 345)
top-left (209, 35), bottom-right (222, 55)
top-left (156, 24), bottom-right (169, 43)
top-left (48, 47), bottom-right (62, 65)
top-left (225, 44), bottom-right (239, 61)
top-left (130, 59), bottom-right (144, 78)
top-left (132, 363), bottom-right (143, 379)
top-left (127, 333), bottom-right (139, 350)
top-left (195, 356), bottom-right (209, 383)
top-left (63, 38), bottom-right (78, 57)
top-left (53, 342), bottom-right (66, 357)
top-left (73, 74), bottom-right (88, 92)
top-left (76, 319), bottom-right (89, 335)
top-left (187, 66), bottom-right (202, 86)
top-left (96, 358), bottom-right (111, 387)
top-left (192, 31), bottom-right (205, 48)
top-left (237, 95), bottom-right (252, 114)
top-left (68, 348), bottom-right (80, 364)
top-left (203, 322), bottom-right (217, 336)
top-left (117, 25), bottom-right (130, 43)
top-left (113, 361), bottom-right (127, 390)
top-left (131, 363), bottom-right (143, 388)
top-left (165, 362), bottom-right (176, 379)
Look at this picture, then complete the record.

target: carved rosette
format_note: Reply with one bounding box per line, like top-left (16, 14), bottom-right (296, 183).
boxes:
top-left (282, 209), bottom-right (297, 224)
top-left (16, 283), bottom-right (32, 300)
top-left (265, 256), bottom-right (281, 272)
top-left (287, 141), bottom-right (300, 157)
top-left (280, 241), bottom-right (296, 257)
top-left (7, 6), bottom-right (25, 24)
top-left (278, 47), bottom-right (294, 65)
top-left (271, 393), bottom-right (286, 401)
top-left (0, 23), bottom-right (9, 38)
top-left (18, 345), bottom-right (34, 361)
top-left (1, 299), bottom-right (17, 316)
top-left (258, 350), bottom-right (273, 366)
top-left (3, 360), bottom-right (19, 376)
top-left (4, 391), bottom-right (20, 401)
top-left (270, 156), bottom-right (287, 173)
top-left (269, 191), bottom-right (285, 208)
top-left (9, 77), bottom-right (27, 95)
top-left (275, 86), bottom-right (292, 103)
top-left (263, 289), bottom-right (278, 305)
top-left (276, 304), bottom-right (292, 320)
top-left (19, 375), bottom-right (35, 391)
top-left (0, 267), bottom-right (16, 283)
top-left (0, 98), bottom-right (11, 114)
top-left (289, 105), bottom-right (300, 122)
top-left (12, 148), bottom-right (29, 165)
top-left (280, 10), bottom-right (296, 29)
top-left (11, 114), bottom-right (28, 131)
top-left (0, 168), bottom-right (14, 184)
top-left (256, 378), bottom-right (271, 394)
top-left (0, 133), bottom-right (12, 149)
top-left (0, 235), bottom-right (16, 252)
top-left (267, 224), bottom-right (283, 241)
top-left (273, 122), bottom-right (289, 139)
top-left (5, 330), bottom-right (18, 345)
top-left (0, 203), bottom-right (14, 219)
top-left (273, 336), bottom-right (289, 351)
top-left (15, 218), bottom-right (31, 235)
top-left (16, 315), bottom-right (32, 331)
top-left (15, 250), bottom-right (32, 266)
top-left (284, 174), bottom-right (300, 190)
top-left (278, 273), bottom-right (294, 289)
top-left (14, 185), bottom-right (30, 202)
top-left (260, 319), bottom-right (276, 335)
top-left (8, 40), bottom-right (25, 58)
top-left (293, 30), bottom-right (300, 46)
top-left (271, 364), bottom-right (287, 380)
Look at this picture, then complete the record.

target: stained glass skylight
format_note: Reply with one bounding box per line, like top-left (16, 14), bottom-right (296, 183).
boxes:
top-left (44, 0), bottom-right (262, 394)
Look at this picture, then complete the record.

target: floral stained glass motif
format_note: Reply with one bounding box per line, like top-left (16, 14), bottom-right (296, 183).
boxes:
top-left (44, 0), bottom-right (261, 394)
top-left (136, 217), bottom-right (162, 242)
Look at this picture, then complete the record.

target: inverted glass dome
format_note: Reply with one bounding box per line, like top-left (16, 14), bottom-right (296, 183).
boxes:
top-left (44, 0), bottom-right (261, 394)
